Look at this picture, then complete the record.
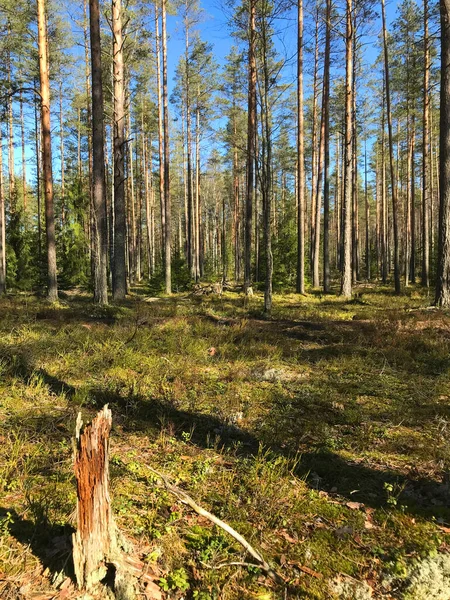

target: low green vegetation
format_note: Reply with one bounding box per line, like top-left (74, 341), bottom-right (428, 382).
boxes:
top-left (0, 286), bottom-right (449, 598)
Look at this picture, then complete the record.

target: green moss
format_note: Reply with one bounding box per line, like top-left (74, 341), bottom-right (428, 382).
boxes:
top-left (0, 287), bottom-right (448, 598)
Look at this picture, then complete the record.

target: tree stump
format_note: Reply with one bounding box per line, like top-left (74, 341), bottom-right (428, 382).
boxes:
top-left (72, 405), bottom-right (163, 599)
top-left (72, 405), bottom-right (135, 598)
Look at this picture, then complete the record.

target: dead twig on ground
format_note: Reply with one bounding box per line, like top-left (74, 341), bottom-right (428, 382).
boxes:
top-left (147, 466), bottom-right (284, 585)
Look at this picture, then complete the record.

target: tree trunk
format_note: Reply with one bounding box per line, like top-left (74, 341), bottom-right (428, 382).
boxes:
top-left (37, 0), bottom-right (58, 302)
top-left (112, 0), bottom-right (127, 300)
top-left (310, 7), bottom-right (319, 279)
top-left (365, 138), bottom-right (370, 280)
top-left (244, 0), bottom-right (256, 293)
top-left (35, 83), bottom-right (42, 269)
top-left (422, 0), bottom-right (430, 287)
top-left (352, 30), bottom-right (360, 284)
top-left (435, 0), bottom-right (450, 306)
top-left (0, 124), bottom-right (5, 295)
top-left (323, 0), bottom-right (331, 292)
top-left (296, 0), bottom-right (305, 294)
top-left (89, 0), bottom-right (108, 305)
top-left (195, 98), bottom-right (201, 281)
top-left (381, 0), bottom-right (401, 294)
top-left (340, 0), bottom-right (353, 298)
top-left (7, 49), bottom-right (15, 213)
top-left (162, 0), bottom-right (171, 294)
top-left (20, 89), bottom-right (27, 217)
top-left (410, 118), bottom-right (416, 283)
top-left (155, 5), bottom-right (166, 274)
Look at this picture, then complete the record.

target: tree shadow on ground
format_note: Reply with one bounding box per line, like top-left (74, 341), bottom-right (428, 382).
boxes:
top-left (0, 507), bottom-right (74, 580)
top-left (85, 389), bottom-right (450, 519)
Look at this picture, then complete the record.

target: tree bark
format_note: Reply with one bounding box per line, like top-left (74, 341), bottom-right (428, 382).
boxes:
top-left (0, 125), bottom-right (5, 295)
top-left (90, 0), bottom-right (108, 305)
top-left (244, 0), bottom-right (256, 293)
top-left (162, 0), bottom-right (171, 294)
top-left (323, 0), bottom-right (331, 292)
top-left (112, 0), bottom-right (127, 300)
top-left (422, 0), bottom-right (430, 287)
top-left (261, 0), bottom-right (272, 317)
top-left (381, 0), bottom-right (401, 294)
top-left (365, 138), bottom-right (370, 280)
top-left (155, 4), bottom-right (166, 273)
top-left (340, 0), bottom-right (353, 298)
top-left (20, 89), bottom-right (27, 217)
top-left (37, 0), bottom-right (58, 302)
top-left (296, 0), bottom-right (305, 294)
top-left (435, 0), bottom-right (450, 306)
top-left (310, 7), bottom-right (319, 280)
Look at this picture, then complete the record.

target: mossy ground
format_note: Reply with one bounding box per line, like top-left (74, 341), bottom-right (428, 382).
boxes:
top-left (0, 285), bottom-right (449, 599)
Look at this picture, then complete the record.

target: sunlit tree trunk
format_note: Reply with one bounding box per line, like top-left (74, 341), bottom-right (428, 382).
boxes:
top-left (20, 89), bottom-right (27, 217)
top-left (112, 0), bottom-right (127, 300)
top-left (89, 0), bottom-right (108, 305)
top-left (296, 0), bottom-right (305, 294)
top-left (35, 83), bottom-right (43, 268)
top-left (323, 0), bottom-right (331, 292)
top-left (410, 119), bottom-right (416, 284)
top-left (37, 0), bottom-right (58, 301)
top-left (381, 0), bottom-right (401, 294)
top-left (244, 0), bottom-right (256, 292)
top-left (310, 6), bottom-right (319, 279)
top-left (422, 0), bottom-right (430, 287)
top-left (155, 5), bottom-right (165, 272)
top-left (58, 82), bottom-right (65, 232)
top-left (436, 0), bottom-right (450, 306)
top-left (0, 125), bottom-right (5, 295)
top-left (7, 47), bottom-right (15, 213)
top-left (365, 138), bottom-right (370, 280)
top-left (162, 0), bottom-right (171, 293)
top-left (340, 0), bottom-right (353, 298)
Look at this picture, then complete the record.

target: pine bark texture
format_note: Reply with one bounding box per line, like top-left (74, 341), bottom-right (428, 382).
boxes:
top-left (244, 0), bottom-right (256, 292)
top-left (382, 0), bottom-right (401, 294)
top-left (37, 0), bottom-right (58, 302)
top-left (296, 0), bottom-right (305, 295)
top-left (90, 0), bottom-right (108, 305)
top-left (112, 0), bottom-right (127, 300)
top-left (162, 0), bottom-right (172, 293)
top-left (436, 0), bottom-right (450, 306)
top-left (341, 0), bottom-right (353, 298)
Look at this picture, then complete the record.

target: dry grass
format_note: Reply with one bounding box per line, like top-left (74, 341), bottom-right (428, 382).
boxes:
top-left (0, 285), bottom-right (449, 599)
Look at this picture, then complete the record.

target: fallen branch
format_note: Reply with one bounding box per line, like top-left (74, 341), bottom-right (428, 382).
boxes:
top-left (147, 466), bottom-right (284, 584)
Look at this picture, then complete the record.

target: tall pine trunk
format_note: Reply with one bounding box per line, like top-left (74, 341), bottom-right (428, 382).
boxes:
top-left (382, 0), bottom-right (401, 294)
top-left (37, 0), bottom-right (58, 301)
top-left (112, 0), bottom-right (127, 300)
top-left (323, 0), bottom-right (331, 292)
top-left (245, 0), bottom-right (256, 292)
top-left (296, 0), bottom-right (305, 294)
top-left (89, 0), bottom-right (108, 305)
top-left (435, 0), bottom-right (450, 306)
top-left (422, 0), bottom-right (430, 287)
top-left (340, 0), bottom-right (353, 298)
top-left (162, 0), bottom-right (171, 293)
top-left (0, 125), bottom-right (5, 295)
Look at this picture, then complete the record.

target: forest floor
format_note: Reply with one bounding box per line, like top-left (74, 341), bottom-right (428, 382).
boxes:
top-left (0, 285), bottom-right (450, 599)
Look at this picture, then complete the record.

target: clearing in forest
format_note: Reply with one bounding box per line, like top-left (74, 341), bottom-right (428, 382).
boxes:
top-left (0, 286), bottom-right (449, 599)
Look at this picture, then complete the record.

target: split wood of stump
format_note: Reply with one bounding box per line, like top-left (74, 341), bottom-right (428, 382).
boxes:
top-left (72, 405), bottom-right (161, 599)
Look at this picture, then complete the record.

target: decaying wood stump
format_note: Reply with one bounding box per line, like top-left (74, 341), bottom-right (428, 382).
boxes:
top-left (72, 405), bottom-right (139, 598)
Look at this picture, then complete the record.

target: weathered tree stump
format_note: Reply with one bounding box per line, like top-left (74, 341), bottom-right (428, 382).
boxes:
top-left (72, 405), bottom-right (138, 598)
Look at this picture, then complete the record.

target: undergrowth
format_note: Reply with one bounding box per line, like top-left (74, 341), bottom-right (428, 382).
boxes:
top-left (0, 285), bottom-right (449, 599)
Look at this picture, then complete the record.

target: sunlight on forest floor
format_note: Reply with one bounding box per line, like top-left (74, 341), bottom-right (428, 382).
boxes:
top-left (0, 284), bottom-right (449, 599)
